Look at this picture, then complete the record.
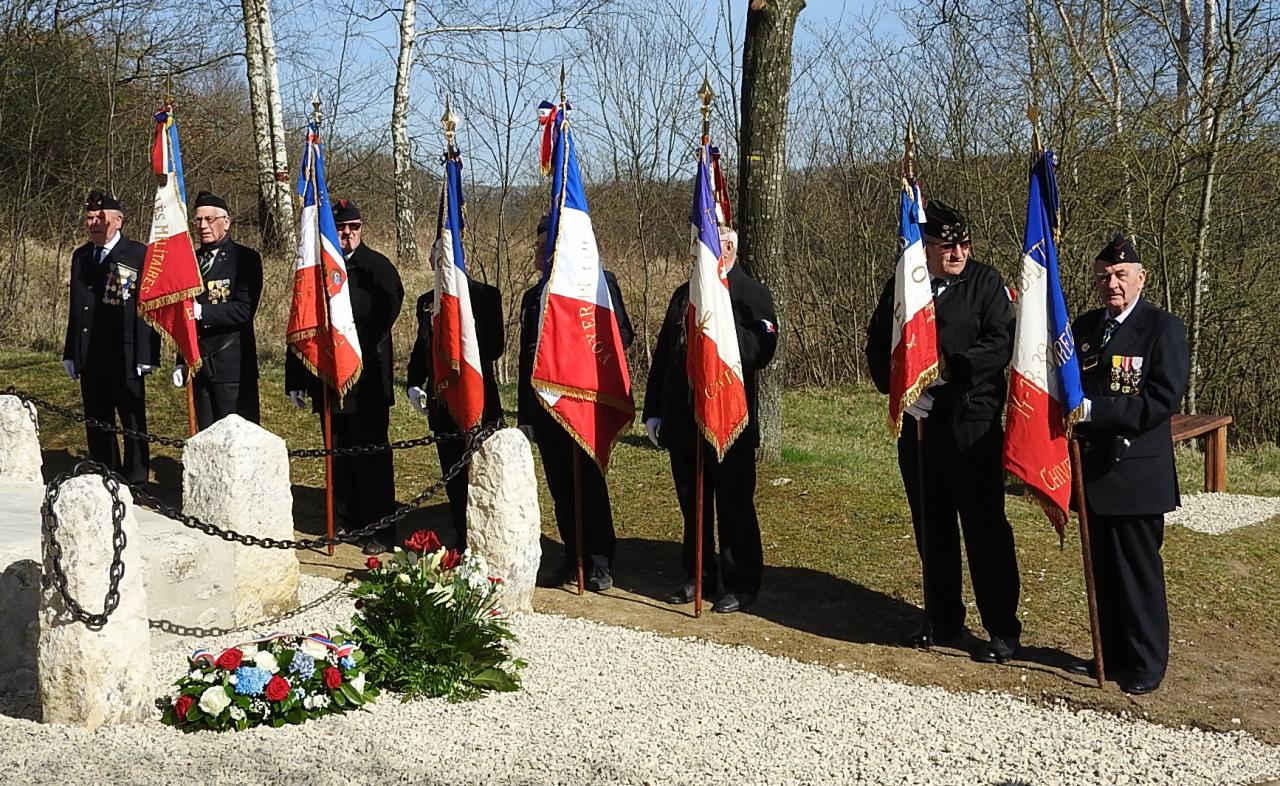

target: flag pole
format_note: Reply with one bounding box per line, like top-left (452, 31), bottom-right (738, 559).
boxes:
top-left (558, 64), bottom-right (585, 597)
top-left (903, 117), bottom-right (933, 648)
top-left (312, 92), bottom-right (337, 558)
top-left (163, 76), bottom-right (199, 439)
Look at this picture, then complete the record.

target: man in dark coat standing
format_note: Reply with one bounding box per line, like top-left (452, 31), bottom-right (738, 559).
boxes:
top-left (519, 215), bottom-right (633, 591)
top-left (63, 190), bottom-right (159, 485)
top-left (1067, 235), bottom-right (1188, 695)
top-left (643, 228), bottom-right (778, 614)
top-left (405, 247), bottom-right (506, 551)
top-left (286, 200), bottom-right (404, 554)
top-left (865, 199), bottom-right (1023, 664)
top-left (173, 191), bottom-right (263, 429)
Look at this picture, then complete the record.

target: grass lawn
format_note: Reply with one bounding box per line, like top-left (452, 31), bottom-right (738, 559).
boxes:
top-left (4, 346), bottom-right (1278, 745)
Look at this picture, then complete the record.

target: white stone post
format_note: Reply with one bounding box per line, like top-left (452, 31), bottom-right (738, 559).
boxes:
top-left (0, 395), bottom-right (42, 483)
top-left (466, 428), bottom-right (541, 613)
top-left (39, 475), bottom-right (153, 728)
top-left (182, 415), bottom-right (298, 625)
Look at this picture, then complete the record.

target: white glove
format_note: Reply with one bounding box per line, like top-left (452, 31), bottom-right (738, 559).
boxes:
top-left (62, 359), bottom-right (77, 380)
top-left (407, 386), bottom-right (429, 414)
top-left (645, 417), bottom-right (662, 448)
top-left (905, 391), bottom-right (935, 420)
top-left (193, 302), bottom-right (203, 320)
top-left (1079, 397), bottom-right (1093, 423)
top-left (288, 390), bottom-right (307, 409)
top-left (171, 366), bottom-right (186, 387)
top-left (136, 364), bottom-right (155, 377)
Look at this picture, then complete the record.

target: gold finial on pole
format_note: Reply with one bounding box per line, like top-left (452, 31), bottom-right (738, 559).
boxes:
top-left (441, 94), bottom-right (459, 155)
top-left (311, 90), bottom-right (323, 129)
top-left (698, 71), bottom-right (715, 141)
top-left (163, 73), bottom-right (174, 107)
top-left (903, 116), bottom-right (917, 181)
top-left (1028, 103), bottom-right (1044, 157)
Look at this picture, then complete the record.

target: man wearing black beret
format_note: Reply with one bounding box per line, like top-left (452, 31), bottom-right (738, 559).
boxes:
top-left (63, 190), bottom-right (160, 484)
top-left (1066, 234), bottom-right (1189, 695)
top-left (172, 191), bottom-right (263, 429)
top-left (286, 200), bottom-right (404, 555)
top-left (865, 199), bottom-right (1023, 664)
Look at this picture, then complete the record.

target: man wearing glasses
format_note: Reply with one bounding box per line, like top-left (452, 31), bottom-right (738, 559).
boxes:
top-left (865, 200), bottom-right (1022, 665)
top-left (173, 191), bottom-right (263, 429)
top-left (286, 200), bottom-right (404, 555)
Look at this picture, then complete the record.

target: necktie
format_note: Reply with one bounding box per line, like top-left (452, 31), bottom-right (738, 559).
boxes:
top-left (931, 277), bottom-right (947, 297)
top-left (94, 246), bottom-right (105, 266)
top-left (1100, 317), bottom-right (1120, 347)
top-left (199, 248), bottom-right (216, 277)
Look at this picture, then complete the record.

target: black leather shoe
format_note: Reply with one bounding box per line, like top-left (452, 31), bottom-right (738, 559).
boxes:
top-left (902, 625), bottom-right (964, 649)
top-left (1119, 677), bottom-right (1162, 695)
top-left (585, 565), bottom-right (614, 592)
top-left (1066, 658), bottom-right (1097, 677)
top-left (538, 564), bottom-right (576, 588)
top-left (361, 540), bottom-right (391, 556)
top-left (974, 636), bottom-right (1020, 664)
top-left (712, 592), bottom-right (754, 614)
top-left (663, 581), bottom-right (698, 605)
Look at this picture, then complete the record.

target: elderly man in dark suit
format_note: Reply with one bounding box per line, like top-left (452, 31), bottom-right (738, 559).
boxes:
top-left (1068, 234), bottom-right (1189, 695)
top-left (172, 191), bottom-right (263, 429)
top-left (63, 190), bottom-right (159, 484)
top-left (286, 200), bottom-right (404, 554)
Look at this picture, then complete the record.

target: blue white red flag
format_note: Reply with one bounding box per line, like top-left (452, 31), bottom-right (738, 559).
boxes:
top-left (287, 122), bottom-right (362, 398)
top-left (886, 178), bottom-right (939, 435)
top-left (430, 152), bottom-right (485, 430)
top-left (1004, 150), bottom-right (1085, 534)
top-left (531, 101), bottom-right (634, 470)
top-left (686, 142), bottom-right (747, 459)
top-left (139, 105), bottom-right (202, 373)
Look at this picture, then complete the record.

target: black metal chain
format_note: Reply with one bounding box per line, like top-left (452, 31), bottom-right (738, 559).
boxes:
top-left (40, 463), bottom-right (130, 631)
top-left (4, 387), bottom-right (467, 455)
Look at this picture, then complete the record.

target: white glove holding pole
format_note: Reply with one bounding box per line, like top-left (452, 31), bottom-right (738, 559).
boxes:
top-left (192, 303), bottom-right (203, 320)
top-left (172, 366), bottom-right (186, 387)
top-left (62, 360), bottom-right (77, 380)
top-left (136, 364), bottom-right (155, 377)
top-left (645, 417), bottom-right (662, 448)
top-left (407, 386), bottom-right (429, 415)
top-left (288, 390), bottom-right (307, 410)
top-left (905, 391), bottom-right (935, 420)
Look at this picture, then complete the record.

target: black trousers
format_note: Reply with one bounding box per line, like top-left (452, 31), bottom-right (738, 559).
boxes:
top-left (535, 423), bottom-right (615, 568)
top-left (435, 436), bottom-right (469, 549)
top-left (1086, 512), bottom-right (1169, 681)
top-left (897, 421), bottom-right (1022, 640)
top-left (329, 406), bottom-right (396, 541)
top-left (80, 373), bottom-right (149, 485)
top-left (669, 436), bottom-right (763, 595)
top-left (193, 378), bottom-right (260, 431)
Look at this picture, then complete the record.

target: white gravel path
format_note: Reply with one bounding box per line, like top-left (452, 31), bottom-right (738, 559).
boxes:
top-left (1168, 493), bottom-right (1280, 534)
top-left (2, 575), bottom-right (1278, 786)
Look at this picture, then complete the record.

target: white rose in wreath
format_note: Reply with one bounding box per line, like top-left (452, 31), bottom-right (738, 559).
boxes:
top-left (254, 650), bottom-right (279, 673)
top-left (300, 638), bottom-right (330, 660)
top-left (199, 685), bottom-right (231, 716)
top-left (350, 673), bottom-right (366, 696)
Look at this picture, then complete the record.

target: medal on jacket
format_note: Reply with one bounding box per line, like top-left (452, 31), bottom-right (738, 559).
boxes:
top-left (206, 278), bottom-right (232, 304)
top-left (103, 262), bottom-right (138, 305)
top-left (1109, 355), bottom-right (1123, 391)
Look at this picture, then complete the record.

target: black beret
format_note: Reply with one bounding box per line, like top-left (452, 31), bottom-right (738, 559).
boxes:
top-left (193, 191), bottom-right (229, 212)
top-left (1095, 233), bottom-right (1140, 265)
top-left (333, 199), bottom-right (361, 223)
top-left (536, 214), bottom-right (550, 235)
top-left (84, 189), bottom-right (122, 212)
top-left (921, 199), bottom-right (970, 243)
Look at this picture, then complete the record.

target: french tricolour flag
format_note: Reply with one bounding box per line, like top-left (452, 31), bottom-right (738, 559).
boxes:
top-left (887, 178), bottom-right (939, 435)
top-left (531, 101), bottom-right (635, 470)
top-left (687, 142), bottom-right (747, 459)
top-left (139, 105), bottom-right (202, 373)
top-left (1004, 150), bottom-right (1084, 534)
top-left (286, 122), bottom-right (362, 399)
top-left (431, 152), bottom-right (484, 429)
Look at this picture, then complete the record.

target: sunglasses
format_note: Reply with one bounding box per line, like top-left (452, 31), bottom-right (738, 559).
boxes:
top-left (337, 222), bottom-right (362, 231)
top-left (927, 239), bottom-right (971, 251)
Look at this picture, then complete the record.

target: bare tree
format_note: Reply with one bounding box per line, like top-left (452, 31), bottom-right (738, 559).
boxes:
top-left (241, 0), bottom-right (295, 254)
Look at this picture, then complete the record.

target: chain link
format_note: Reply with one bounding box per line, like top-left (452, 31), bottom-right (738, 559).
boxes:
top-left (10, 388), bottom-right (186, 448)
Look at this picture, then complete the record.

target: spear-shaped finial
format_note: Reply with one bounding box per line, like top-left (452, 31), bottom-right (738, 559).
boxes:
top-left (903, 116), bottom-right (917, 181)
top-left (311, 89), bottom-right (323, 129)
top-left (163, 73), bottom-right (174, 107)
top-left (559, 62), bottom-right (567, 106)
top-left (1028, 103), bottom-right (1044, 157)
top-left (698, 71), bottom-right (714, 141)
top-left (441, 94), bottom-right (459, 153)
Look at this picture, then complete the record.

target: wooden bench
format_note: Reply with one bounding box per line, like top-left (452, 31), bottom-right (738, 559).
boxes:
top-left (1171, 413), bottom-right (1232, 492)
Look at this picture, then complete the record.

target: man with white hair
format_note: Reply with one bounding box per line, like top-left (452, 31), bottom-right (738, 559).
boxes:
top-left (172, 190), bottom-right (263, 429)
top-left (63, 189), bottom-right (159, 484)
top-left (1067, 234), bottom-right (1188, 695)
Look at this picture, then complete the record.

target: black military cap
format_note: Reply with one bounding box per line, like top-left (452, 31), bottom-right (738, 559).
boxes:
top-left (1095, 233), bottom-right (1140, 265)
top-left (536, 214), bottom-right (550, 235)
top-left (921, 199), bottom-right (970, 243)
top-left (333, 199), bottom-right (361, 223)
top-left (193, 191), bottom-right (229, 212)
top-left (84, 189), bottom-right (122, 212)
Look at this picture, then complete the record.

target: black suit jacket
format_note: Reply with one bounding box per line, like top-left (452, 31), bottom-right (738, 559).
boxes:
top-left (865, 259), bottom-right (1014, 450)
top-left (406, 278), bottom-right (506, 430)
top-left (189, 238), bottom-right (263, 384)
top-left (63, 235), bottom-right (159, 379)
top-left (286, 243), bottom-right (404, 413)
top-left (517, 269), bottom-right (633, 428)
top-left (1073, 298), bottom-right (1189, 516)
top-left (641, 266), bottom-right (778, 450)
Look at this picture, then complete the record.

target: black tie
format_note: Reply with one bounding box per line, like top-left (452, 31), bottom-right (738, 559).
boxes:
top-left (931, 277), bottom-right (947, 297)
top-left (94, 246), bottom-right (105, 266)
top-left (1100, 317), bottom-right (1120, 347)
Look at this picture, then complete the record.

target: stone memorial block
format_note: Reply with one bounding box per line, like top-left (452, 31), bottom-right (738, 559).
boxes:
top-left (466, 428), bottom-right (541, 613)
top-left (0, 395), bottom-right (42, 483)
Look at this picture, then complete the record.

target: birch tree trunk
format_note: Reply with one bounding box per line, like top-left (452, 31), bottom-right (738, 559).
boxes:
top-left (738, 0), bottom-right (805, 461)
top-left (391, 0), bottom-right (418, 268)
top-left (241, 0), bottom-right (294, 255)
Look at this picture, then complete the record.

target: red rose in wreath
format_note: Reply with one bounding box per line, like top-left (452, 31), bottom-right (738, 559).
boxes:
top-left (265, 675), bottom-right (290, 702)
top-left (364, 556), bottom-right (381, 570)
top-left (404, 529), bottom-right (442, 554)
top-left (174, 694), bottom-right (194, 719)
top-left (323, 667), bottom-right (343, 690)
top-left (440, 549), bottom-right (462, 570)
top-left (215, 648), bottom-right (243, 670)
